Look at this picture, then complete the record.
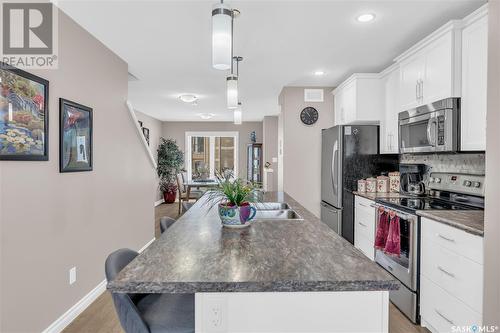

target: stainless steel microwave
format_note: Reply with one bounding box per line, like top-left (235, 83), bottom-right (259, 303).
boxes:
top-left (399, 98), bottom-right (459, 154)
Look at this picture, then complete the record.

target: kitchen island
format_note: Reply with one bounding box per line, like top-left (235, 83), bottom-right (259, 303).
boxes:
top-left (108, 192), bottom-right (398, 332)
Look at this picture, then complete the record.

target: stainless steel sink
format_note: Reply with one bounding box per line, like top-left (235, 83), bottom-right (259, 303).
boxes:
top-left (253, 209), bottom-right (303, 221)
top-left (251, 202), bottom-right (291, 210)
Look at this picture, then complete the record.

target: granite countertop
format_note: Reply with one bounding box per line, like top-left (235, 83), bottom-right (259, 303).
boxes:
top-left (353, 191), bottom-right (409, 200)
top-left (416, 210), bottom-right (484, 237)
top-left (108, 192), bottom-right (399, 294)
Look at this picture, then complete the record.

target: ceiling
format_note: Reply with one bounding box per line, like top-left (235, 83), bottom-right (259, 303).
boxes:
top-left (58, 0), bottom-right (485, 122)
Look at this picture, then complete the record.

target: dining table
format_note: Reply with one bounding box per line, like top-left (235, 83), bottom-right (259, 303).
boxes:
top-left (183, 179), bottom-right (217, 201)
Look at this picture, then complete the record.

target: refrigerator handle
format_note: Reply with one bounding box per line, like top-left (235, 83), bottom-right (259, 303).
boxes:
top-left (332, 141), bottom-right (338, 196)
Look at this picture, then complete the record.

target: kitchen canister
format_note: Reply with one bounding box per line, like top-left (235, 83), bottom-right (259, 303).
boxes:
top-left (389, 171), bottom-right (400, 193)
top-left (357, 179), bottom-right (367, 192)
top-left (366, 177), bottom-right (377, 193)
top-left (377, 176), bottom-right (390, 193)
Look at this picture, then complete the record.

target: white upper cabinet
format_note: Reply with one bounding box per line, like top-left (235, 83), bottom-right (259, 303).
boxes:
top-left (332, 74), bottom-right (383, 126)
top-left (380, 65), bottom-right (400, 154)
top-left (461, 7), bottom-right (488, 151)
top-left (396, 21), bottom-right (462, 111)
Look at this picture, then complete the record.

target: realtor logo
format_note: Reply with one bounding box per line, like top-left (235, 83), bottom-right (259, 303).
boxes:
top-left (1, 1), bottom-right (58, 69)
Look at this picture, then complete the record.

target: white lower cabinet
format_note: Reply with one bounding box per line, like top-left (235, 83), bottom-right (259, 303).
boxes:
top-left (420, 217), bottom-right (483, 333)
top-left (354, 196), bottom-right (376, 260)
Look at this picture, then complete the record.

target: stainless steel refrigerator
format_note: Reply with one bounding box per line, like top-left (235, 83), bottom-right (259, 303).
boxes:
top-left (321, 125), bottom-right (396, 244)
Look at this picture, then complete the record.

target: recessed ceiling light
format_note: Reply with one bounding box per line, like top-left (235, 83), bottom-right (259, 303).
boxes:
top-left (314, 71), bottom-right (325, 76)
top-left (357, 13), bottom-right (375, 23)
top-left (197, 113), bottom-right (215, 120)
top-left (179, 94), bottom-right (198, 103)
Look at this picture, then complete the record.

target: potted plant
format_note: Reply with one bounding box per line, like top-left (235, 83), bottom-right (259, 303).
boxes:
top-left (157, 138), bottom-right (184, 203)
top-left (206, 171), bottom-right (259, 228)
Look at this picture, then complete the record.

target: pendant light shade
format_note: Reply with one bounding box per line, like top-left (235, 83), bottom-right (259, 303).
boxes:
top-left (234, 103), bottom-right (242, 124)
top-left (212, 2), bottom-right (233, 70)
top-left (226, 75), bottom-right (238, 109)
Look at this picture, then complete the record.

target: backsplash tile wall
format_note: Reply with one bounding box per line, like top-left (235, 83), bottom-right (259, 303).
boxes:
top-left (400, 153), bottom-right (485, 175)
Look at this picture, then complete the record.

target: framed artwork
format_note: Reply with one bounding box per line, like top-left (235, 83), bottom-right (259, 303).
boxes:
top-left (0, 62), bottom-right (49, 160)
top-left (142, 127), bottom-right (150, 146)
top-left (59, 98), bottom-right (93, 172)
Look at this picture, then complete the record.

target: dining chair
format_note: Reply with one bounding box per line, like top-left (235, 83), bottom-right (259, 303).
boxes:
top-left (160, 216), bottom-right (176, 234)
top-left (176, 173), bottom-right (203, 214)
top-left (105, 248), bottom-right (195, 333)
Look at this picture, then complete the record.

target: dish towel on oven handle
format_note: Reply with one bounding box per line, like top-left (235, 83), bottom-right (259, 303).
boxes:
top-left (384, 215), bottom-right (401, 257)
top-left (374, 208), bottom-right (389, 249)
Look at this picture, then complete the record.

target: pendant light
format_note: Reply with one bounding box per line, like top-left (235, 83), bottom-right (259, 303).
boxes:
top-left (212, 1), bottom-right (233, 70)
top-left (227, 56), bottom-right (242, 109)
top-left (234, 102), bottom-right (242, 124)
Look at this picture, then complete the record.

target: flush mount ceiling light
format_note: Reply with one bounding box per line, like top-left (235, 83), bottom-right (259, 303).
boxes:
top-left (212, 1), bottom-right (235, 70)
top-left (234, 103), bottom-right (242, 125)
top-left (227, 56), bottom-right (242, 109)
top-left (356, 13), bottom-right (375, 22)
top-left (314, 71), bottom-right (325, 76)
top-left (197, 113), bottom-right (215, 120)
top-left (179, 94), bottom-right (198, 103)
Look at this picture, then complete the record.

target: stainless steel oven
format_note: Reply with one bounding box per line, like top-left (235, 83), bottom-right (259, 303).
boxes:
top-left (399, 98), bottom-right (459, 154)
top-left (373, 204), bottom-right (420, 323)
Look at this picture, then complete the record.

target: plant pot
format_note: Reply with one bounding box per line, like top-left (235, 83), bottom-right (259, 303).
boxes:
top-left (218, 203), bottom-right (257, 228)
top-left (163, 191), bottom-right (176, 204)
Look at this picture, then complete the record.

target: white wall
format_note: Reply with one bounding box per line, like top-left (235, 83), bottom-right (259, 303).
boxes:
top-left (278, 87), bottom-right (334, 217)
top-left (484, 0), bottom-right (500, 326)
top-left (263, 116), bottom-right (279, 191)
top-left (134, 110), bottom-right (163, 201)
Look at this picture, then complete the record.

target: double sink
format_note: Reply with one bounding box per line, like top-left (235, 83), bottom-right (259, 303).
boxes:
top-left (250, 202), bottom-right (303, 221)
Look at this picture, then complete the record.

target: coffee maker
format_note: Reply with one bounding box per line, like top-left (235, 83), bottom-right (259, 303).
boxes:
top-left (400, 164), bottom-right (427, 196)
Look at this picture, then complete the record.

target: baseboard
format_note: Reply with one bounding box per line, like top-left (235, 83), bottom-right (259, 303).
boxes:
top-left (154, 198), bottom-right (164, 207)
top-left (42, 237), bottom-right (156, 333)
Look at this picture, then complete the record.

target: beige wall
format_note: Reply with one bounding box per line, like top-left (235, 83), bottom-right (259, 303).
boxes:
top-left (0, 11), bottom-right (155, 332)
top-left (162, 121), bottom-right (263, 180)
top-left (278, 87), bottom-right (334, 217)
top-left (484, 0), bottom-right (500, 326)
top-left (263, 116), bottom-right (279, 191)
top-left (135, 110), bottom-right (163, 201)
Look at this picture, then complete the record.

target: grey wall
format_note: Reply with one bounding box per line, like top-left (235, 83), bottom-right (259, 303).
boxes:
top-left (278, 87), bottom-right (335, 217)
top-left (135, 110), bottom-right (163, 201)
top-left (0, 11), bottom-right (155, 332)
top-left (484, 0), bottom-right (500, 326)
top-left (162, 121), bottom-right (263, 180)
top-left (263, 116), bottom-right (279, 191)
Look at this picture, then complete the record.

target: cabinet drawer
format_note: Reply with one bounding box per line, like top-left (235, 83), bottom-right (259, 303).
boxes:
top-left (421, 276), bottom-right (481, 333)
top-left (355, 212), bottom-right (375, 242)
top-left (355, 196), bottom-right (375, 211)
top-left (421, 217), bottom-right (483, 264)
top-left (422, 236), bottom-right (483, 313)
top-left (355, 234), bottom-right (375, 261)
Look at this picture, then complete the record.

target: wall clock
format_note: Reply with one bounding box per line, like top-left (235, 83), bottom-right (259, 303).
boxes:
top-left (300, 107), bottom-right (319, 125)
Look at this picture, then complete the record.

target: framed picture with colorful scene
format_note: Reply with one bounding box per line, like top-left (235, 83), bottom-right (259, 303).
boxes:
top-left (0, 62), bottom-right (49, 160)
top-left (59, 98), bottom-right (93, 172)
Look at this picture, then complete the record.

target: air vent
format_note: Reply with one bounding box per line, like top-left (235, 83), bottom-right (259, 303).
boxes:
top-left (304, 89), bottom-right (324, 102)
top-left (128, 72), bottom-right (139, 81)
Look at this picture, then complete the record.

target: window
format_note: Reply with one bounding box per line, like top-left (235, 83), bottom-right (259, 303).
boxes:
top-left (185, 131), bottom-right (238, 181)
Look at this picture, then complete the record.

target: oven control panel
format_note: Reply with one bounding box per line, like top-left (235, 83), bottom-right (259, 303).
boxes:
top-left (428, 172), bottom-right (485, 197)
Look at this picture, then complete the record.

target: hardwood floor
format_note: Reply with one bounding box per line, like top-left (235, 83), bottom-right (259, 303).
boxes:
top-left (63, 202), bottom-right (429, 333)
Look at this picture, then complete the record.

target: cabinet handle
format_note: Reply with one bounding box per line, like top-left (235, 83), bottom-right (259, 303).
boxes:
top-left (420, 80), bottom-right (424, 102)
top-left (437, 266), bottom-right (455, 278)
top-left (435, 309), bottom-right (455, 325)
top-left (437, 233), bottom-right (455, 243)
top-left (358, 222), bottom-right (368, 227)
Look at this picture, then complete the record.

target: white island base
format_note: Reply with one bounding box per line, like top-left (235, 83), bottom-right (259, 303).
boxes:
top-left (195, 290), bottom-right (389, 333)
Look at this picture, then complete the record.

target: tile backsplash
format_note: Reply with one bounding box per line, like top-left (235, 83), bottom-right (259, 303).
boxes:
top-left (400, 153), bottom-right (485, 175)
